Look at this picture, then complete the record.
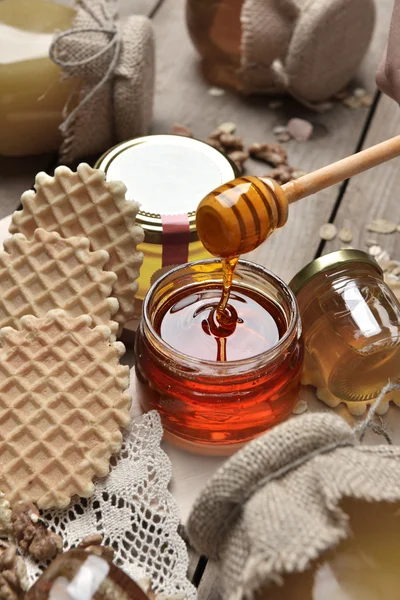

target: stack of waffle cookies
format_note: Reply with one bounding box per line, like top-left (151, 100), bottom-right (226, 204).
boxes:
top-left (0, 164), bottom-right (144, 509)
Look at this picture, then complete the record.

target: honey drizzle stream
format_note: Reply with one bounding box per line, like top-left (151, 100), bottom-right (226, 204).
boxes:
top-left (217, 337), bottom-right (227, 362)
top-left (216, 256), bottom-right (239, 323)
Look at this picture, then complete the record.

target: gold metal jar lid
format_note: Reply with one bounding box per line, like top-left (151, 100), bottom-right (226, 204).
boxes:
top-left (95, 134), bottom-right (238, 244)
top-left (289, 249), bottom-right (383, 296)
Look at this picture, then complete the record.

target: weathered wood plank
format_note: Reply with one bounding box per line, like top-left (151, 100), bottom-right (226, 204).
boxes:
top-left (322, 93), bottom-right (400, 261)
top-left (119, 0), bottom-right (163, 18)
top-left (151, 0), bottom-right (393, 284)
top-left (0, 155), bottom-right (54, 220)
top-left (196, 561), bottom-right (221, 600)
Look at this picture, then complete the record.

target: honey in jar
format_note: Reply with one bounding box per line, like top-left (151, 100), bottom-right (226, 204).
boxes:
top-left (290, 250), bottom-right (400, 404)
top-left (262, 499), bottom-right (400, 600)
top-left (135, 259), bottom-right (303, 451)
top-left (0, 0), bottom-right (79, 156)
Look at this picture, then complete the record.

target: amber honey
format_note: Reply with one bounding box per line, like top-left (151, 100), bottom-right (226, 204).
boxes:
top-left (262, 500), bottom-right (400, 600)
top-left (291, 252), bottom-right (400, 404)
top-left (186, 0), bottom-right (243, 89)
top-left (195, 176), bottom-right (288, 258)
top-left (135, 260), bottom-right (303, 450)
top-left (156, 286), bottom-right (286, 362)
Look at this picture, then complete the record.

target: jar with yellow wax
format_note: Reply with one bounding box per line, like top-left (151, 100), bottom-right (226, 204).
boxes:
top-left (289, 250), bottom-right (400, 405)
top-left (0, 0), bottom-right (80, 157)
top-left (96, 134), bottom-right (239, 325)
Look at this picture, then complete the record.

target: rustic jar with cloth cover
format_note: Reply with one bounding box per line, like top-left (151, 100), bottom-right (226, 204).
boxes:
top-left (187, 388), bottom-right (400, 600)
top-left (0, 0), bottom-right (155, 161)
top-left (51, 0), bottom-right (155, 164)
top-left (186, 0), bottom-right (375, 105)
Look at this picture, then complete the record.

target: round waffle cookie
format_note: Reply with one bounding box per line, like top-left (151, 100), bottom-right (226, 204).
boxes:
top-left (0, 228), bottom-right (119, 340)
top-left (10, 163), bottom-right (144, 329)
top-left (0, 310), bottom-right (131, 509)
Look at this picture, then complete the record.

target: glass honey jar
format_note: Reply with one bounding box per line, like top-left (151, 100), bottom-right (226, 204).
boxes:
top-left (290, 250), bottom-right (400, 404)
top-left (95, 135), bottom-right (238, 327)
top-left (185, 0), bottom-right (375, 101)
top-left (186, 0), bottom-right (243, 90)
top-left (0, 0), bottom-right (79, 157)
top-left (135, 258), bottom-right (303, 452)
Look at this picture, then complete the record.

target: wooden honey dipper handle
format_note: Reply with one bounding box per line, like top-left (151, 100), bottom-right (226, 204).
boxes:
top-left (196, 135), bottom-right (400, 258)
top-left (282, 134), bottom-right (400, 204)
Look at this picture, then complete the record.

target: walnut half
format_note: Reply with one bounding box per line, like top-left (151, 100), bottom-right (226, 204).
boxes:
top-left (11, 502), bottom-right (63, 562)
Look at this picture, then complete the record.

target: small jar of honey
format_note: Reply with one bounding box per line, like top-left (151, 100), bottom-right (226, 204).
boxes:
top-left (135, 258), bottom-right (303, 452)
top-left (290, 249), bottom-right (400, 404)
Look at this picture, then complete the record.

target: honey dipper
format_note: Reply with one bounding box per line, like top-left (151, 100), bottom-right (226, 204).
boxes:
top-left (196, 135), bottom-right (400, 257)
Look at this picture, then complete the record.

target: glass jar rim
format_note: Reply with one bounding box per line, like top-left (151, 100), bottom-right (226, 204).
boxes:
top-left (289, 249), bottom-right (382, 296)
top-left (141, 258), bottom-right (301, 370)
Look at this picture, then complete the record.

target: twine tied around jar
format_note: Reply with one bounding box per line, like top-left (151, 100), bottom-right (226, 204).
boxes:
top-left (49, 0), bottom-right (122, 136)
top-left (48, 0), bottom-right (155, 164)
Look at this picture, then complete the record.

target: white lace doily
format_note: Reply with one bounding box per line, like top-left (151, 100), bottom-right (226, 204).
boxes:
top-left (26, 411), bottom-right (197, 599)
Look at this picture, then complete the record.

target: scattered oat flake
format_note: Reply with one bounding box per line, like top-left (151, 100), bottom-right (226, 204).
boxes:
top-left (397, 225), bottom-right (400, 232)
top-left (343, 96), bottom-right (361, 109)
top-left (209, 87), bottom-right (225, 97)
top-left (216, 121), bottom-right (236, 134)
top-left (378, 260), bottom-right (398, 273)
top-left (292, 400), bottom-right (308, 415)
top-left (276, 132), bottom-right (292, 143)
top-left (377, 249), bottom-right (391, 262)
top-left (354, 88), bottom-right (367, 98)
top-left (339, 227), bottom-right (353, 243)
top-left (368, 245), bottom-right (382, 257)
top-left (367, 219), bottom-right (397, 234)
top-left (366, 238), bottom-right (378, 246)
top-left (360, 95), bottom-right (373, 108)
top-left (319, 223), bottom-right (337, 241)
top-left (287, 118), bottom-right (313, 141)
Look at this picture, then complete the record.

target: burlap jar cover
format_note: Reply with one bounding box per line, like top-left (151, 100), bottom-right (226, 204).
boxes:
top-left (239, 0), bottom-right (376, 105)
top-left (188, 383), bottom-right (400, 600)
top-left (50, 0), bottom-right (155, 164)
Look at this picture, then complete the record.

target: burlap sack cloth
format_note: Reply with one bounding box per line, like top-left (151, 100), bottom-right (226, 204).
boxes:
top-left (239, 0), bottom-right (376, 104)
top-left (187, 385), bottom-right (400, 600)
top-left (50, 0), bottom-right (155, 164)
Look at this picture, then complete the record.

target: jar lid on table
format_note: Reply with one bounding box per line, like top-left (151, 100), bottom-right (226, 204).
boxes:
top-left (289, 249), bottom-right (382, 296)
top-left (95, 134), bottom-right (238, 245)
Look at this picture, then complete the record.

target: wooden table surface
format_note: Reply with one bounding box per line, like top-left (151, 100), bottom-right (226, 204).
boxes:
top-left (1, 0), bottom-right (400, 597)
